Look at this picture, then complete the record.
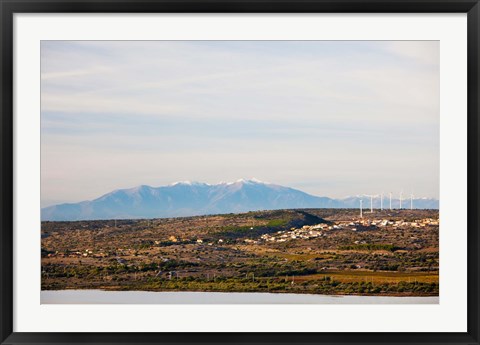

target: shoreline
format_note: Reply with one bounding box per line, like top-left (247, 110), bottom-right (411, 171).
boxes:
top-left (41, 289), bottom-right (440, 304)
top-left (41, 287), bottom-right (438, 298)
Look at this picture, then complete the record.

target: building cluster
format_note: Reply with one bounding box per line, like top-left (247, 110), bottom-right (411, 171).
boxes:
top-left (45, 248), bottom-right (110, 258)
top-left (246, 217), bottom-right (439, 244)
top-left (258, 224), bottom-right (330, 243)
top-left (345, 217), bottom-right (439, 231)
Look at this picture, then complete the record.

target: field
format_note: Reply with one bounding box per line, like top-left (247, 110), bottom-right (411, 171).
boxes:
top-left (41, 208), bottom-right (439, 296)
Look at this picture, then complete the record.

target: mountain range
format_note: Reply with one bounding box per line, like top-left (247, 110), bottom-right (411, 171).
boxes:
top-left (41, 179), bottom-right (439, 221)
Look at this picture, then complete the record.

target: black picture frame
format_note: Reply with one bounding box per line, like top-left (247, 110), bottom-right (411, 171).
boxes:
top-left (1, 1), bottom-right (479, 344)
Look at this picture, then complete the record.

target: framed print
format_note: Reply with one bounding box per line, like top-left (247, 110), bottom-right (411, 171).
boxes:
top-left (0, 1), bottom-right (479, 345)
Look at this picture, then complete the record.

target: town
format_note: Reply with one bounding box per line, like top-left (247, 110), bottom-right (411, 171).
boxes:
top-left (41, 208), bottom-right (439, 296)
top-left (257, 217), bottom-right (439, 244)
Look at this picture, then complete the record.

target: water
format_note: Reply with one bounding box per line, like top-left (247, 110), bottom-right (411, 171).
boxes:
top-left (41, 290), bottom-right (439, 304)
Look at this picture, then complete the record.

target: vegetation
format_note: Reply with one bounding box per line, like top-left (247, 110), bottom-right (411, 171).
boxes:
top-left (41, 208), bottom-right (439, 296)
top-left (338, 244), bottom-right (399, 251)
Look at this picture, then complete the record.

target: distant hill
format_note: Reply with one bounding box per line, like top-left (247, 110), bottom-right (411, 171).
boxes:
top-left (41, 179), bottom-right (342, 221)
top-left (41, 179), bottom-right (439, 221)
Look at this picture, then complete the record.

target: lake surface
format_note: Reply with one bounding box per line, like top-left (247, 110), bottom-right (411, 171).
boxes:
top-left (41, 290), bottom-right (439, 304)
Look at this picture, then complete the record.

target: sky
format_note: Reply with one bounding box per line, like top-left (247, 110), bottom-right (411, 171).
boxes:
top-left (41, 41), bottom-right (439, 207)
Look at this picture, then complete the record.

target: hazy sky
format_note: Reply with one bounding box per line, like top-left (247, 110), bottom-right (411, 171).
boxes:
top-left (41, 41), bottom-right (439, 207)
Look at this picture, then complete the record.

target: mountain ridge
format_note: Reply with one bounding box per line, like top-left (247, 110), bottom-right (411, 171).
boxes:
top-left (41, 179), bottom-right (439, 221)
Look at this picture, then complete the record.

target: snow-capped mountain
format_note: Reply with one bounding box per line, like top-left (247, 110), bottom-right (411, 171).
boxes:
top-left (41, 180), bottom-right (439, 221)
top-left (41, 179), bottom-right (342, 221)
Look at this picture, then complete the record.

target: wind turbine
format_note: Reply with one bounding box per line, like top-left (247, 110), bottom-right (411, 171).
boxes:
top-left (360, 199), bottom-right (363, 218)
top-left (380, 192), bottom-right (384, 211)
top-left (400, 191), bottom-right (403, 209)
top-left (410, 193), bottom-right (414, 210)
top-left (370, 195), bottom-right (374, 213)
top-left (389, 192), bottom-right (392, 210)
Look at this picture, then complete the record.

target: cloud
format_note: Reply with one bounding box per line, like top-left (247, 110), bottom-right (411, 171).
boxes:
top-left (40, 41), bottom-right (440, 205)
top-left (41, 66), bottom-right (113, 80)
top-left (385, 41), bottom-right (439, 67)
